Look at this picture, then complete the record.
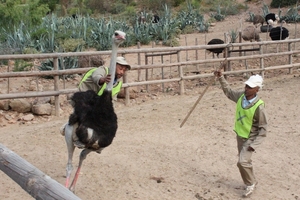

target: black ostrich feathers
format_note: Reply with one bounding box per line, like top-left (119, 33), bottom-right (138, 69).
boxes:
top-left (69, 90), bottom-right (117, 149)
top-left (207, 39), bottom-right (225, 57)
top-left (265, 13), bottom-right (278, 25)
top-left (269, 26), bottom-right (289, 40)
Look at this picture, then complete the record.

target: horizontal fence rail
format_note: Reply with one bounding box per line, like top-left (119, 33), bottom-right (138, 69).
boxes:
top-left (0, 39), bottom-right (300, 115)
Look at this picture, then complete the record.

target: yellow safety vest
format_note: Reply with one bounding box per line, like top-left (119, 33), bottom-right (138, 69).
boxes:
top-left (234, 95), bottom-right (264, 138)
top-left (79, 67), bottom-right (122, 97)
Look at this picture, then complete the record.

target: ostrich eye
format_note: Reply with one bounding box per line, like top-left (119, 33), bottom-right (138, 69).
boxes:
top-left (114, 32), bottom-right (119, 36)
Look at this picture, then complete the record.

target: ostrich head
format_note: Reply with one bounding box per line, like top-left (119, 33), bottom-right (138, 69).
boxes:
top-left (113, 30), bottom-right (126, 46)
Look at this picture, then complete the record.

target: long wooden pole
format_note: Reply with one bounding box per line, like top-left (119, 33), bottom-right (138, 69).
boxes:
top-left (0, 143), bottom-right (81, 200)
top-left (180, 61), bottom-right (227, 128)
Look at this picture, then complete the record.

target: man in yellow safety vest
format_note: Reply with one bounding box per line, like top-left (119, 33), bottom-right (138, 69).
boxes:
top-left (78, 56), bottom-right (131, 100)
top-left (62, 56), bottom-right (131, 148)
top-left (214, 71), bottom-right (268, 198)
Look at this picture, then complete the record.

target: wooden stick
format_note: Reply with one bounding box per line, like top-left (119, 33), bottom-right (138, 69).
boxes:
top-left (180, 61), bottom-right (227, 128)
top-left (0, 143), bottom-right (81, 200)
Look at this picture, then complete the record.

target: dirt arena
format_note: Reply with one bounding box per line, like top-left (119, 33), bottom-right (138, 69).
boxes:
top-left (1, 1), bottom-right (300, 200)
top-left (1, 71), bottom-right (300, 200)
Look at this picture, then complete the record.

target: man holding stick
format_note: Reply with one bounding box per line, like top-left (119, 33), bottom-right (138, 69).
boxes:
top-left (214, 71), bottom-right (268, 197)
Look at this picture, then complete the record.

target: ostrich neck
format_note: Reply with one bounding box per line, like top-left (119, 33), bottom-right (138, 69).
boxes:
top-left (106, 42), bottom-right (118, 91)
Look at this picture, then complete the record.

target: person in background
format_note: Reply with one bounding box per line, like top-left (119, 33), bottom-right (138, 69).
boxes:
top-left (78, 56), bottom-right (131, 100)
top-left (214, 71), bottom-right (268, 197)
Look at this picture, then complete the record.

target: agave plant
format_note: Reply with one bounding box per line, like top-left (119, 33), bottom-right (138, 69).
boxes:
top-left (210, 5), bottom-right (225, 21)
top-left (228, 29), bottom-right (238, 43)
top-left (38, 56), bottom-right (79, 78)
top-left (281, 7), bottom-right (300, 23)
top-left (261, 3), bottom-right (270, 17)
top-left (3, 22), bottom-right (32, 52)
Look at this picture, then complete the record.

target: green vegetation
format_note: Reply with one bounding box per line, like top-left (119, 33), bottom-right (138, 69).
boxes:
top-left (270, 0), bottom-right (298, 8)
top-left (1, 0), bottom-right (298, 72)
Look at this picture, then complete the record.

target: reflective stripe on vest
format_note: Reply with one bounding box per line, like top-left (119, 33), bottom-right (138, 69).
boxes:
top-left (79, 67), bottom-right (122, 97)
top-left (234, 94), bottom-right (264, 138)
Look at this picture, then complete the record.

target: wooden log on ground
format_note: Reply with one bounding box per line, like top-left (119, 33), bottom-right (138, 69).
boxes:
top-left (0, 143), bottom-right (81, 200)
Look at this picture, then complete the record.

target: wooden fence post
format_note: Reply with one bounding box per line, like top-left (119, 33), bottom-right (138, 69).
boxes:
top-left (260, 44), bottom-right (265, 78)
top-left (53, 57), bottom-right (60, 116)
top-left (177, 51), bottom-right (184, 95)
top-left (288, 42), bottom-right (293, 74)
top-left (0, 143), bottom-right (81, 200)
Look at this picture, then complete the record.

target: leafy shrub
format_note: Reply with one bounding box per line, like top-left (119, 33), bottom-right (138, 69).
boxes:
top-left (13, 60), bottom-right (33, 72)
top-left (271, 0), bottom-right (298, 8)
top-left (281, 7), bottom-right (300, 23)
top-left (60, 38), bottom-right (85, 52)
top-left (23, 48), bottom-right (39, 54)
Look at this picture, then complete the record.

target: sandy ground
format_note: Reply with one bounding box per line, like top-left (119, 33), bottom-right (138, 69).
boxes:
top-left (1, 1), bottom-right (300, 200)
top-left (1, 72), bottom-right (300, 200)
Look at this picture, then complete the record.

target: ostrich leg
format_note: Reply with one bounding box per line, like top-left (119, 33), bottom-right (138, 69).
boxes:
top-left (69, 149), bottom-right (92, 192)
top-left (63, 124), bottom-right (77, 188)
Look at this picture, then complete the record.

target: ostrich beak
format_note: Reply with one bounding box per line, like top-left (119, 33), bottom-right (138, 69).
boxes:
top-left (114, 31), bottom-right (126, 41)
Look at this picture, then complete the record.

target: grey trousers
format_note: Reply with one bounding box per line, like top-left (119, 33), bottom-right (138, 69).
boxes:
top-left (236, 135), bottom-right (256, 186)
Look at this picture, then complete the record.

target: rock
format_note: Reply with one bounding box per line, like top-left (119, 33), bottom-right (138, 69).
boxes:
top-left (51, 107), bottom-right (64, 116)
top-left (50, 95), bottom-right (68, 105)
top-left (32, 97), bottom-right (51, 105)
top-left (22, 114), bottom-right (34, 121)
top-left (9, 99), bottom-right (32, 113)
top-left (31, 103), bottom-right (52, 115)
top-left (0, 100), bottom-right (10, 111)
top-left (117, 89), bottom-right (137, 99)
top-left (4, 114), bottom-right (12, 121)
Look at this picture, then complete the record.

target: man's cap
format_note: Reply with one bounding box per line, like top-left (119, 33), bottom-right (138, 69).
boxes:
top-left (244, 74), bottom-right (263, 89)
top-left (116, 57), bottom-right (131, 70)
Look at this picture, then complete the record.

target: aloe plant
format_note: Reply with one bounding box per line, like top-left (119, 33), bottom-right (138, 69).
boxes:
top-left (210, 5), bottom-right (225, 21)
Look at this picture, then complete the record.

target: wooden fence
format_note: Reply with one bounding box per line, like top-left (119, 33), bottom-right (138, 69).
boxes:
top-left (0, 143), bottom-right (81, 200)
top-left (1, 38), bottom-right (300, 116)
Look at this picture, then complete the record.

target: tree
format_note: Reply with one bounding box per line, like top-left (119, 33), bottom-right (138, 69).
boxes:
top-left (39, 0), bottom-right (59, 13)
top-left (0, 0), bottom-right (50, 30)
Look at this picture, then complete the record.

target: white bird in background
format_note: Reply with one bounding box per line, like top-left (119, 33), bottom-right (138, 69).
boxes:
top-left (60, 30), bottom-right (126, 193)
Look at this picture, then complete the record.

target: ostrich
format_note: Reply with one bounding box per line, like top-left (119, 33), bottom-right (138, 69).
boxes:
top-left (242, 26), bottom-right (261, 42)
top-left (60, 30), bottom-right (126, 192)
top-left (269, 21), bottom-right (289, 52)
top-left (253, 15), bottom-right (264, 27)
top-left (265, 13), bottom-right (280, 26)
top-left (152, 14), bottom-right (160, 23)
top-left (207, 39), bottom-right (225, 58)
top-left (269, 21), bottom-right (289, 41)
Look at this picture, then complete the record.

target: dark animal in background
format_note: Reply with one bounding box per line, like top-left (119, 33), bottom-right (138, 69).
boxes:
top-left (253, 15), bottom-right (264, 27)
top-left (207, 39), bottom-right (225, 58)
top-left (269, 22), bottom-right (289, 40)
top-left (152, 15), bottom-right (160, 23)
top-left (242, 26), bottom-right (261, 42)
top-left (269, 21), bottom-right (288, 52)
top-left (138, 15), bottom-right (146, 24)
top-left (72, 14), bottom-right (78, 19)
top-left (265, 13), bottom-right (279, 25)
